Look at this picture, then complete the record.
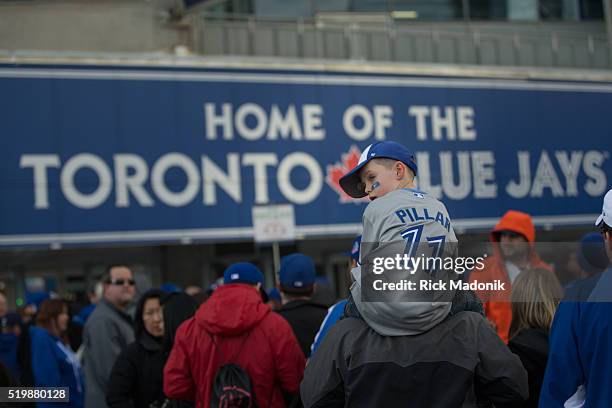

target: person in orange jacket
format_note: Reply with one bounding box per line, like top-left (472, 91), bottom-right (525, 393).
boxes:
top-left (469, 210), bottom-right (553, 343)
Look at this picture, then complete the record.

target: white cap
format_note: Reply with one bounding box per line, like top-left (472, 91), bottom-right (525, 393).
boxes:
top-left (595, 189), bottom-right (612, 227)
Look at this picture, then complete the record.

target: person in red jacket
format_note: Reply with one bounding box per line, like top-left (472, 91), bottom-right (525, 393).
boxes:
top-left (469, 210), bottom-right (553, 343)
top-left (163, 262), bottom-right (305, 408)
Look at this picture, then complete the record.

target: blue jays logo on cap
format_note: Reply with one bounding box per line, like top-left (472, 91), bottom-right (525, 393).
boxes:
top-left (339, 141), bottom-right (418, 199)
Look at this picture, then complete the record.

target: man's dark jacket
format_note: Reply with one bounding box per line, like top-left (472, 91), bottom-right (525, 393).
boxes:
top-left (277, 299), bottom-right (328, 357)
top-left (301, 311), bottom-right (528, 408)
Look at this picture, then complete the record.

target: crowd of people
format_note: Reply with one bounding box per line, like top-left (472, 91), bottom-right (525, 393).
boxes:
top-left (0, 140), bottom-right (610, 407)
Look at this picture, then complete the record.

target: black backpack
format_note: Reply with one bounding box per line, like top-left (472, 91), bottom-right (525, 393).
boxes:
top-left (209, 331), bottom-right (257, 408)
top-left (211, 363), bottom-right (256, 408)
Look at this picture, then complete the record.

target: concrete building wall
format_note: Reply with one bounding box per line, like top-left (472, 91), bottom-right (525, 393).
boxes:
top-left (0, 0), bottom-right (186, 53)
top-left (0, 1), bottom-right (608, 69)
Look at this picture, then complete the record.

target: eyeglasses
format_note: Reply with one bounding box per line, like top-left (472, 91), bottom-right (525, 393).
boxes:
top-left (108, 279), bottom-right (135, 286)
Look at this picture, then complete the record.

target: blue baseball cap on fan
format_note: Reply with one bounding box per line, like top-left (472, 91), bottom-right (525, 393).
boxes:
top-left (279, 253), bottom-right (316, 289)
top-left (339, 141), bottom-right (418, 198)
top-left (223, 262), bottom-right (264, 285)
top-left (268, 288), bottom-right (281, 302)
top-left (161, 283), bottom-right (181, 293)
top-left (577, 233), bottom-right (609, 275)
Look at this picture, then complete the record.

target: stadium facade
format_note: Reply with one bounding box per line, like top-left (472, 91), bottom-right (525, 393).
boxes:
top-left (0, 0), bottom-right (610, 306)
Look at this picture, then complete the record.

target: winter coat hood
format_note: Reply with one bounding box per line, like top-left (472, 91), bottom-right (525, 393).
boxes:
top-left (489, 210), bottom-right (547, 266)
top-left (134, 289), bottom-right (165, 342)
top-left (196, 283), bottom-right (270, 336)
top-left (160, 292), bottom-right (198, 352)
top-left (491, 210), bottom-right (536, 243)
top-left (164, 284), bottom-right (305, 408)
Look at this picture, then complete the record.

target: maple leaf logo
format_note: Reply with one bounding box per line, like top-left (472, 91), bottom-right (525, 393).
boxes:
top-left (326, 145), bottom-right (369, 203)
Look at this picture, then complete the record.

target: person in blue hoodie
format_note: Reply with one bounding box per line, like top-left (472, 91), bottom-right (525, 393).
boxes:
top-left (30, 299), bottom-right (84, 408)
top-left (540, 189), bottom-right (612, 407)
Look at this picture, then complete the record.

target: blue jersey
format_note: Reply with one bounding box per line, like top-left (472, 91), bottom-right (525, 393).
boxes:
top-left (310, 299), bottom-right (347, 357)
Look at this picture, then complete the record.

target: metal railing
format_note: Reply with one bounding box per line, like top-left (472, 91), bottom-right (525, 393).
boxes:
top-left (192, 13), bottom-right (612, 69)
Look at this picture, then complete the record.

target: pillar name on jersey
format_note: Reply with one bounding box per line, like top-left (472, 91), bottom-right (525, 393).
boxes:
top-left (394, 207), bottom-right (451, 232)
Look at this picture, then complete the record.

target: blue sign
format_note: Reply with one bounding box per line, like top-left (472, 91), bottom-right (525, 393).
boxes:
top-left (0, 61), bottom-right (610, 246)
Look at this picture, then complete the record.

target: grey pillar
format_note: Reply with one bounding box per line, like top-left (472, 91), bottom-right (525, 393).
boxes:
top-left (604, 0), bottom-right (612, 67)
top-left (562, 0), bottom-right (580, 20)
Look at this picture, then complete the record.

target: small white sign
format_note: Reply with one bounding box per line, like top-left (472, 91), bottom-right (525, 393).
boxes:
top-left (252, 204), bottom-right (296, 243)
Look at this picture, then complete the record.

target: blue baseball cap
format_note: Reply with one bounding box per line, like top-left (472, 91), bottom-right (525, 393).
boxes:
top-left (223, 262), bottom-right (264, 285)
top-left (279, 253), bottom-right (316, 289)
top-left (577, 232), bottom-right (609, 274)
top-left (267, 288), bottom-right (281, 302)
top-left (339, 141), bottom-right (418, 198)
top-left (161, 283), bottom-right (182, 293)
top-left (346, 235), bottom-right (362, 261)
top-left (26, 292), bottom-right (51, 309)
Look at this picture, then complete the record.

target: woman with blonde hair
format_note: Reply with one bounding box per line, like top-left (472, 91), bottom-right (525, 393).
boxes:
top-left (508, 268), bottom-right (563, 408)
